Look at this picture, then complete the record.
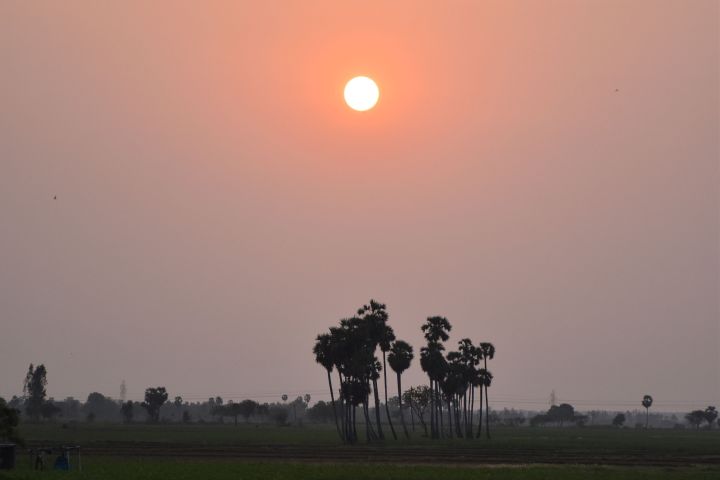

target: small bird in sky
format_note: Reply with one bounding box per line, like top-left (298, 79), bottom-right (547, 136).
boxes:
top-left (53, 196), bottom-right (57, 200)
top-left (615, 88), bottom-right (619, 92)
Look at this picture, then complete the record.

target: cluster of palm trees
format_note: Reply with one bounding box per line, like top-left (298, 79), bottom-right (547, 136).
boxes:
top-left (420, 316), bottom-right (495, 439)
top-left (313, 300), bottom-right (413, 443)
top-left (313, 300), bottom-right (495, 443)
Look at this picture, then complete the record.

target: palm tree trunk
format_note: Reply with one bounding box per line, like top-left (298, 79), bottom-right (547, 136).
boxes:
top-left (468, 386), bottom-right (474, 438)
top-left (327, 370), bottom-right (343, 441)
top-left (363, 401), bottom-right (372, 442)
top-left (418, 407), bottom-right (428, 437)
top-left (455, 395), bottom-right (467, 438)
top-left (483, 357), bottom-right (491, 440)
top-left (409, 395), bottom-right (415, 432)
top-left (646, 408), bottom-right (649, 429)
top-left (338, 372), bottom-right (347, 440)
top-left (437, 383), bottom-right (444, 438)
top-left (429, 378), bottom-right (435, 439)
top-left (484, 383), bottom-right (491, 439)
top-left (372, 378), bottom-right (384, 439)
top-left (396, 372), bottom-right (409, 438)
top-left (382, 351), bottom-right (397, 440)
top-left (352, 404), bottom-right (357, 443)
top-left (463, 392), bottom-right (468, 437)
top-left (476, 384), bottom-right (483, 438)
top-left (446, 396), bottom-right (453, 438)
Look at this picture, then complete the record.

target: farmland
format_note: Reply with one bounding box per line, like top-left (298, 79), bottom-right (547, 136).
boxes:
top-left (1, 423), bottom-right (718, 479)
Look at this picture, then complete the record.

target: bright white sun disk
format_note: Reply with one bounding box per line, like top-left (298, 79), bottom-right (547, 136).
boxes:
top-left (344, 76), bottom-right (379, 111)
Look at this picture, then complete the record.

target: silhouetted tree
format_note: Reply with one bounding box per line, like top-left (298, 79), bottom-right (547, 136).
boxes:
top-left (476, 368), bottom-right (492, 437)
top-left (421, 316), bottom-right (451, 439)
top-left (84, 392), bottom-right (118, 420)
top-left (478, 343), bottom-right (495, 439)
top-left (269, 405), bottom-right (288, 425)
top-left (548, 403), bottom-right (576, 426)
top-left (121, 401), bottom-right (134, 423)
top-left (237, 399), bottom-right (258, 423)
top-left (322, 312), bottom-right (386, 443)
top-left (313, 333), bottom-right (342, 440)
top-left (120, 380), bottom-right (127, 402)
top-left (704, 406), bottom-right (717, 429)
top-left (23, 364), bottom-right (48, 420)
top-left (40, 402), bottom-right (61, 420)
top-left (403, 386), bottom-right (431, 436)
top-left (307, 401), bottom-right (335, 423)
top-left (291, 396), bottom-right (304, 424)
top-left (642, 395), bottom-right (653, 428)
top-left (0, 397), bottom-right (22, 445)
top-left (141, 387), bottom-right (168, 422)
top-left (225, 401), bottom-right (243, 426)
top-left (388, 340), bottom-right (414, 438)
top-left (314, 301), bottom-right (493, 444)
top-left (612, 413), bottom-right (626, 427)
top-left (686, 410), bottom-right (705, 430)
top-left (359, 300), bottom-right (397, 440)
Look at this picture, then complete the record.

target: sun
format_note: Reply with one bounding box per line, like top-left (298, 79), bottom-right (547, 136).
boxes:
top-left (344, 76), bottom-right (379, 111)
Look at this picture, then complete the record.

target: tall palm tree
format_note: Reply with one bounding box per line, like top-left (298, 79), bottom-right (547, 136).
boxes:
top-left (370, 359), bottom-right (384, 440)
top-left (642, 395), bottom-right (653, 429)
top-left (421, 316), bottom-right (452, 439)
top-left (457, 339), bottom-right (479, 437)
top-left (480, 369), bottom-right (493, 438)
top-left (419, 346), bottom-right (435, 438)
top-left (379, 324), bottom-right (397, 440)
top-left (478, 342), bottom-right (495, 439)
top-left (313, 333), bottom-right (342, 440)
top-left (475, 368), bottom-right (490, 438)
top-left (388, 340), bottom-right (414, 439)
top-left (421, 316), bottom-right (452, 344)
top-left (359, 300), bottom-right (397, 440)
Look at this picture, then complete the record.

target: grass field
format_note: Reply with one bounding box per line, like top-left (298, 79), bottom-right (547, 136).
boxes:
top-left (15, 422), bottom-right (720, 455)
top-left (3, 423), bottom-right (718, 479)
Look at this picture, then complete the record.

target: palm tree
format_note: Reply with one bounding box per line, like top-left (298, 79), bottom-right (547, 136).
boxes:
top-left (388, 340), bottom-right (414, 438)
top-left (475, 368), bottom-right (490, 438)
top-left (313, 333), bottom-right (342, 440)
top-left (480, 369), bottom-right (493, 438)
top-left (642, 395), bottom-right (653, 428)
top-left (478, 342), bottom-right (495, 439)
top-left (379, 324), bottom-right (397, 440)
top-left (421, 316), bottom-right (452, 344)
top-left (421, 316), bottom-right (452, 439)
top-left (359, 300), bottom-right (397, 440)
top-left (457, 339), bottom-right (479, 437)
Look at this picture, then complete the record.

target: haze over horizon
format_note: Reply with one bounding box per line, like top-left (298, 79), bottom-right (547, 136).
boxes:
top-left (1, 0), bottom-right (718, 412)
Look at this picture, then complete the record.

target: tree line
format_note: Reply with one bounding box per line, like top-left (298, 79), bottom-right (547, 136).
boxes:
top-left (5, 364), bottom-right (315, 426)
top-left (313, 299), bottom-right (496, 443)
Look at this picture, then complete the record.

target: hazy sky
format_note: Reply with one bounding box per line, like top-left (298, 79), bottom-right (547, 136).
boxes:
top-left (1, 1), bottom-right (718, 411)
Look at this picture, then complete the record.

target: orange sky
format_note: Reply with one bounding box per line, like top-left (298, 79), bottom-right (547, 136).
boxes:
top-left (1, 0), bottom-right (718, 410)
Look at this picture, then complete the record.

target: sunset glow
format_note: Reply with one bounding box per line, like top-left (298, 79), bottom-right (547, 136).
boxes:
top-left (1, 3), bottom-right (718, 463)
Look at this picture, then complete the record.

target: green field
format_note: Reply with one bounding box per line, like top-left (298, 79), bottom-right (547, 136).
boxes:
top-left (2, 423), bottom-right (718, 479)
top-left (14, 422), bottom-right (720, 454)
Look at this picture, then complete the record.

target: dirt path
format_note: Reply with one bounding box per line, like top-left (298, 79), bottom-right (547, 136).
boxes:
top-left (73, 444), bottom-right (720, 467)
